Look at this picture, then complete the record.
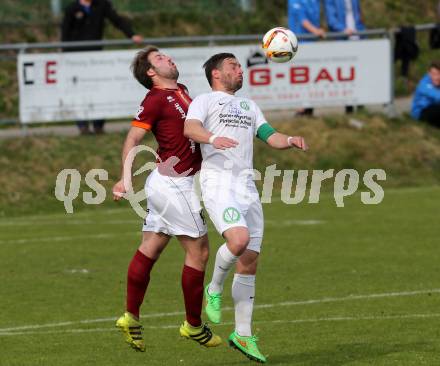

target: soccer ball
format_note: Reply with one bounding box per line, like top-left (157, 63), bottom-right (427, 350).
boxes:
top-left (262, 27), bottom-right (298, 63)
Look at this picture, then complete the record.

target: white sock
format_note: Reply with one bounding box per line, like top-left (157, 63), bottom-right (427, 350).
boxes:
top-left (232, 273), bottom-right (255, 337)
top-left (208, 243), bottom-right (238, 294)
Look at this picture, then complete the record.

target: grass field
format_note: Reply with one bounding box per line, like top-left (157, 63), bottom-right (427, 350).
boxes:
top-left (1, 185), bottom-right (440, 365)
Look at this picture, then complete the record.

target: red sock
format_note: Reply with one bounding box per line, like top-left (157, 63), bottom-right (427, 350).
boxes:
top-left (126, 250), bottom-right (156, 319)
top-left (181, 265), bottom-right (205, 327)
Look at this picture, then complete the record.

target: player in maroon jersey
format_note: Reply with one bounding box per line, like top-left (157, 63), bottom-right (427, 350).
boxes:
top-left (112, 46), bottom-right (221, 351)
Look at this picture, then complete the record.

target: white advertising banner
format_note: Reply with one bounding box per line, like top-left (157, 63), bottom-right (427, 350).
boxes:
top-left (18, 39), bottom-right (391, 123)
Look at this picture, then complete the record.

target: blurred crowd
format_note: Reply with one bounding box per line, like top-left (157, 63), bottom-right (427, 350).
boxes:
top-left (288, 0), bottom-right (440, 127)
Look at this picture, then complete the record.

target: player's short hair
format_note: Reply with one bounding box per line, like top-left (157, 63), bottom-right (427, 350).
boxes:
top-left (430, 60), bottom-right (440, 71)
top-left (203, 53), bottom-right (237, 86)
top-left (131, 46), bottom-right (159, 89)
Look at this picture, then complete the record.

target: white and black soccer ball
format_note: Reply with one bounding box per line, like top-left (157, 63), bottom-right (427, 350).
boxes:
top-left (262, 27), bottom-right (299, 63)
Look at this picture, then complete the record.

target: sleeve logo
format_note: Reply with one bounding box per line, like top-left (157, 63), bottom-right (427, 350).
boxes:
top-left (135, 106), bottom-right (144, 120)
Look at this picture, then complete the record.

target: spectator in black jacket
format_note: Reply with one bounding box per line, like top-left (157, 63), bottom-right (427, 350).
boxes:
top-left (61, 0), bottom-right (143, 134)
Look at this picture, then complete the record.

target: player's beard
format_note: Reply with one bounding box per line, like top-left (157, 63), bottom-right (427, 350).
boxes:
top-left (154, 66), bottom-right (179, 81)
top-left (167, 68), bottom-right (179, 80)
top-left (221, 74), bottom-right (243, 93)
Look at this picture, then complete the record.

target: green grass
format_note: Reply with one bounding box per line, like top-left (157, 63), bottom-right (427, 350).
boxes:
top-left (1, 186), bottom-right (440, 365)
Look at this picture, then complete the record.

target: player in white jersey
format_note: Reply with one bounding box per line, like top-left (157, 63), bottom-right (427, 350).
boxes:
top-left (184, 53), bottom-right (307, 363)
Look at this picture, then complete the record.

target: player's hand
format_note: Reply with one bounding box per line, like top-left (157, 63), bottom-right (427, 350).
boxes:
top-left (212, 136), bottom-right (239, 150)
top-left (112, 179), bottom-right (126, 201)
top-left (288, 136), bottom-right (308, 151)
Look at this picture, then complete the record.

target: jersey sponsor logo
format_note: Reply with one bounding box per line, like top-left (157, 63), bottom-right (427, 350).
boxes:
top-left (189, 139), bottom-right (196, 153)
top-left (174, 102), bottom-right (186, 119)
top-left (223, 207), bottom-right (241, 224)
top-left (167, 96), bottom-right (176, 103)
top-left (240, 101), bottom-right (250, 111)
top-left (228, 104), bottom-right (243, 116)
top-left (219, 104), bottom-right (252, 129)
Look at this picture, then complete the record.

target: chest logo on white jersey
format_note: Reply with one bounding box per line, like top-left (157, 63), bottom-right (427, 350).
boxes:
top-left (229, 103), bottom-right (243, 116)
top-left (219, 101), bottom-right (252, 129)
top-left (240, 101), bottom-right (250, 111)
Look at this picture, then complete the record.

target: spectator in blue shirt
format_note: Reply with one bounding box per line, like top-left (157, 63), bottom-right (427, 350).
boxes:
top-left (324, 0), bottom-right (365, 38)
top-left (411, 61), bottom-right (440, 127)
top-left (324, 0), bottom-right (365, 114)
top-left (288, 0), bottom-right (325, 116)
top-left (288, 0), bottom-right (326, 39)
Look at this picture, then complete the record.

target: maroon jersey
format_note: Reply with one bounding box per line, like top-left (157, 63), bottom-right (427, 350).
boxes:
top-left (132, 83), bottom-right (202, 176)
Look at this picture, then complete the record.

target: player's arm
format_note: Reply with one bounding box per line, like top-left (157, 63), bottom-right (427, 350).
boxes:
top-left (184, 119), bottom-right (238, 150)
top-left (419, 81), bottom-right (440, 102)
top-left (112, 126), bottom-right (147, 200)
top-left (257, 122), bottom-right (307, 151)
top-left (267, 132), bottom-right (307, 150)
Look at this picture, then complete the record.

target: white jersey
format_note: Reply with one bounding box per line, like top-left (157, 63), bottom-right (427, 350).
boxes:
top-left (186, 91), bottom-right (267, 175)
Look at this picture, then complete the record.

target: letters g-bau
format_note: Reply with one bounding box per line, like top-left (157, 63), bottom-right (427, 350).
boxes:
top-left (55, 169), bottom-right (108, 213)
top-left (249, 66), bottom-right (355, 86)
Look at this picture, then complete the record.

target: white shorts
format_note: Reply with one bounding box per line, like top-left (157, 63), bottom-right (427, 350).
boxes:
top-left (200, 172), bottom-right (264, 252)
top-left (142, 169), bottom-right (207, 238)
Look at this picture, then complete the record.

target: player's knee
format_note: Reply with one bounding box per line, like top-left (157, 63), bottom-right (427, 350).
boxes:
top-left (186, 247), bottom-right (209, 271)
top-left (228, 233), bottom-right (250, 255)
top-left (139, 240), bottom-right (165, 260)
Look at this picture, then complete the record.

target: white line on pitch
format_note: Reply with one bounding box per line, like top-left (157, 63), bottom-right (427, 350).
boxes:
top-left (0, 288), bottom-right (438, 334)
top-left (0, 219), bottom-right (140, 227)
top-left (252, 288), bottom-right (440, 308)
top-left (1, 313), bottom-right (440, 337)
top-left (0, 220), bottom-right (322, 244)
top-left (0, 207), bottom-right (134, 223)
top-left (0, 311), bottom-right (185, 333)
top-left (0, 232), bottom-right (138, 245)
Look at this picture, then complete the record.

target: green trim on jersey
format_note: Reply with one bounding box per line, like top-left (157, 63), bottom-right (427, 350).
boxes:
top-left (256, 123), bottom-right (276, 142)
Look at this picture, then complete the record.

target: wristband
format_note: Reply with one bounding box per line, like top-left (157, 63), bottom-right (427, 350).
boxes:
top-left (208, 134), bottom-right (218, 144)
top-left (287, 136), bottom-right (294, 147)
